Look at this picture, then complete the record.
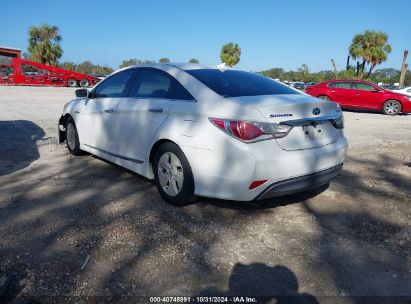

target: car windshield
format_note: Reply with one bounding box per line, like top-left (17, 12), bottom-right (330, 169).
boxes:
top-left (185, 69), bottom-right (300, 97)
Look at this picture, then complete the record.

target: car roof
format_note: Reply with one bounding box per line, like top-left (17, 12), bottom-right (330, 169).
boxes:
top-left (327, 79), bottom-right (373, 83)
top-left (121, 62), bottom-right (232, 71)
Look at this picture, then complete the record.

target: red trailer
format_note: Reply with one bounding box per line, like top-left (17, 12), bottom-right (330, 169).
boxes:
top-left (0, 46), bottom-right (100, 87)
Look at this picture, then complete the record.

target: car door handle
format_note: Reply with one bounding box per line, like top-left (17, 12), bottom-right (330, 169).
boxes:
top-left (330, 90), bottom-right (335, 93)
top-left (354, 93), bottom-right (361, 96)
top-left (104, 109), bottom-right (114, 113)
top-left (149, 108), bottom-right (164, 113)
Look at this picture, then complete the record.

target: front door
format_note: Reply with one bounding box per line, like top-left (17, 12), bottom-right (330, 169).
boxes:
top-left (350, 82), bottom-right (381, 110)
top-left (78, 69), bottom-right (135, 154)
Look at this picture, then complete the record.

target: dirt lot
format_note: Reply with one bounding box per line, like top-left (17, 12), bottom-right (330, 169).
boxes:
top-left (0, 86), bottom-right (410, 303)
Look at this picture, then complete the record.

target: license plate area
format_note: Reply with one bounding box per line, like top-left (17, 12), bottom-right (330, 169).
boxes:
top-left (301, 122), bottom-right (324, 139)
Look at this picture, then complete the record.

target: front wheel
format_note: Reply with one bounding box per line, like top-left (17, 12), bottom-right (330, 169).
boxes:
top-left (65, 117), bottom-right (83, 156)
top-left (382, 100), bottom-right (402, 115)
top-left (153, 142), bottom-right (195, 206)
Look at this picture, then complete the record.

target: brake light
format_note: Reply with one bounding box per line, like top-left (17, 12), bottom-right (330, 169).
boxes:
top-left (210, 118), bottom-right (292, 142)
top-left (229, 121), bottom-right (265, 140)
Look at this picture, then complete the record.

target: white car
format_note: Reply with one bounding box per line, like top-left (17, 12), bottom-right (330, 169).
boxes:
top-left (58, 63), bottom-right (348, 205)
top-left (394, 86), bottom-right (411, 97)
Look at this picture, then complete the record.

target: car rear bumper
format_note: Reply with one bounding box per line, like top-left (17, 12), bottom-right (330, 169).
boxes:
top-left (254, 164), bottom-right (343, 200)
top-left (184, 134), bottom-right (348, 201)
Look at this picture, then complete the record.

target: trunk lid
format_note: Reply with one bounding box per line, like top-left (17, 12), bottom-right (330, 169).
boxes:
top-left (228, 94), bottom-right (342, 151)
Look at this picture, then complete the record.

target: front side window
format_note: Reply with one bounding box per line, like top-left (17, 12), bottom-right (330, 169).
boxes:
top-left (129, 69), bottom-right (172, 98)
top-left (185, 69), bottom-right (299, 98)
top-left (93, 69), bottom-right (134, 98)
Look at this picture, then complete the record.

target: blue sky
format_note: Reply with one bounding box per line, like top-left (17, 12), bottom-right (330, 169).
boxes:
top-left (1, 0), bottom-right (410, 72)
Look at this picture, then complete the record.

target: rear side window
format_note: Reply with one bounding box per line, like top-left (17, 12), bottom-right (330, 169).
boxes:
top-left (93, 69), bottom-right (134, 98)
top-left (329, 82), bottom-right (352, 89)
top-left (171, 79), bottom-right (194, 100)
top-left (185, 69), bottom-right (299, 97)
top-left (129, 69), bottom-right (172, 98)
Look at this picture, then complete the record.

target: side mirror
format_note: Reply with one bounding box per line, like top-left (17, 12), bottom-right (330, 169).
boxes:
top-left (372, 88), bottom-right (381, 92)
top-left (75, 88), bottom-right (89, 98)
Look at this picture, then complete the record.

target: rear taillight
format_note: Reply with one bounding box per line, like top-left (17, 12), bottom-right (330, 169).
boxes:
top-left (330, 116), bottom-right (344, 129)
top-left (210, 118), bottom-right (292, 142)
top-left (229, 121), bottom-right (265, 140)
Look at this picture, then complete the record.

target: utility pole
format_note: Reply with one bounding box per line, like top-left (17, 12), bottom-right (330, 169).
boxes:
top-left (331, 59), bottom-right (337, 79)
top-left (399, 50), bottom-right (408, 87)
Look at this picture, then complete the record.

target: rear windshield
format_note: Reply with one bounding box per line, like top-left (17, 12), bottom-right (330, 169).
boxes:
top-left (185, 69), bottom-right (300, 97)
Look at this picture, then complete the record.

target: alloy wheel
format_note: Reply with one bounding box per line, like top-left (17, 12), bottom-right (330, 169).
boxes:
top-left (66, 123), bottom-right (76, 150)
top-left (157, 152), bottom-right (184, 196)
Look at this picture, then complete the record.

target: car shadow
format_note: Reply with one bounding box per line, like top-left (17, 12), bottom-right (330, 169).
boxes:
top-left (0, 120), bottom-right (45, 176)
top-left (197, 262), bottom-right (319, 304)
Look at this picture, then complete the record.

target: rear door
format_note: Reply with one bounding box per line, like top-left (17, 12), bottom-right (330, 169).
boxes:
top-left (114, 68), bottom-right (176, 162)
top-left (78, 69), bottom-right (135, 153)
top-left (329, 81), bottom-right (356, 107)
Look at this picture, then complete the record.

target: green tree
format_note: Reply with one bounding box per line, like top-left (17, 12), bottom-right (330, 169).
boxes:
top-left (28, 24), bottom-right (63, 66)
top-left (297, 64), bottom-right (310, 82)
top-left (76, 61), bottom-right (94, 75)
top-left (159, 57), bottom-right (170, 63)
top-left (188, 58), bottom-right (199, 64)
top-left (220, 42), bottom-right (241, 67)
top-left (60, 61), bottom-right (76, 71)
top-left (119, 59), bottom-right (154, 68)
top-left (261, 68), bottom-right (284, 79)
top-left (349, 30), bottom-right (392, 79)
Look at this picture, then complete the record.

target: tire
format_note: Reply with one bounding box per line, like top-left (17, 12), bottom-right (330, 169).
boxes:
top-left (382, 100), bottom-right (402, 115)
top-left (80, 78), bottom-right (90, 87)
top-left (67, 78), bottom-right (78, 87)
top-left (65, 117), bottom-right (83, 156)
top-left (153, 142), bottom-right (195, 206)
top-left (318, 95), bottom-right (330, 101)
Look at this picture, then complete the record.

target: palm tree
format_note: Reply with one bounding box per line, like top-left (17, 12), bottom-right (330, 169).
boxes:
top-left (188, 58), bottom-right (199, 64)
top-left (349, 30), bottom-right (392, 78)
top-left (220, 43), bottom-right (241, 67)
top-left (28, 24), bottom-right (63, 66)
top-left (159, 57), bottom-right (170, 63)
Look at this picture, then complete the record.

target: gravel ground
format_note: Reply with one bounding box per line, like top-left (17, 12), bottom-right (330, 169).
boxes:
top-left (0, 86), bottom-right (410, 304)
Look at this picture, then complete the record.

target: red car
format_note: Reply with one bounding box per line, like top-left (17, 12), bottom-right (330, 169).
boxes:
top-left (305, 80), bottom-right (411, 115)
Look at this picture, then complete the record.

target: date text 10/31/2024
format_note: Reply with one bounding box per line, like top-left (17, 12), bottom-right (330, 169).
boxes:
top-left (149, 296), bottom-right (258, 303)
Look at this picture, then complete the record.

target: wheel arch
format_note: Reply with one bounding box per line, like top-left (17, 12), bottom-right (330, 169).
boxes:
top-left (382, 99), bottom-right (403, 113)
top-left (148, 139), bottom-right (178, 165)
top-left (58, 113), bottom-right (73, 143)
top-left (317, 94), bottom-right (331, 99)
top-left (383, 98), bottom-right (402, 106)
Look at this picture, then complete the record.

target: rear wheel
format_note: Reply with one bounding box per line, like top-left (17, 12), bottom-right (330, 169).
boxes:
top-left (80, 78), bottom-right (90, 87)
top-left (318, 95), bottom-right (330, 101)
top-left (153, 142), bottom-right (195, 206)
top-left (65, 117), bottom-right (83, 156)
top-left (67, 78), bottom-right (77, 87)
top-left (382, 100), bottom-right (401, 115)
